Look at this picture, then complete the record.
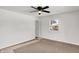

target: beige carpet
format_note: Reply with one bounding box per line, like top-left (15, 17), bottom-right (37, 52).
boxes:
top-left (14, 39), bottom-right (79, 53)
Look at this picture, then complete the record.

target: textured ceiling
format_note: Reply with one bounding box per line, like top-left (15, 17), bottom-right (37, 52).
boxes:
top-left (0, 6), bottom-right (79, 16)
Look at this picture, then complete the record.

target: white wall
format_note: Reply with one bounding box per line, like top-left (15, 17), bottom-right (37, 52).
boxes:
top-left (0, 9), bottom-right (36, 49)
top-left (39, 11), bottom-right (79, 45)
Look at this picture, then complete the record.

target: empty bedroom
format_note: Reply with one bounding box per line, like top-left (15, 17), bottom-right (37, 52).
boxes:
top-left (0, 6), bottom-right (79, 53)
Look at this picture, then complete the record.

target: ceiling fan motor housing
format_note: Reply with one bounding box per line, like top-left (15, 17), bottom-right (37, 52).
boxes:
top-left (37, 6), bottom-right (43, 11)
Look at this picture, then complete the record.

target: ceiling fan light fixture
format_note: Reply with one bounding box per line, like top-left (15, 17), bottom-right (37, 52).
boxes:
top-left (30, 6), bottom-right (50, 15)
top-left (38, 11), bottom-right (41, 15)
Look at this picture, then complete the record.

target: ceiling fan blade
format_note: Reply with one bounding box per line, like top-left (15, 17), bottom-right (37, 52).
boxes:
top-left (42, 10), bottom-right (50, 13)
top-left (31, 6), bottom-right (37, 9)
top-left (43, 6), bottom-right (49, 9)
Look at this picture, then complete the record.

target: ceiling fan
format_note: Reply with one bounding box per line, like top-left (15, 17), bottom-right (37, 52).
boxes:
top-left (30, 6), bottom-right (50, 15)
